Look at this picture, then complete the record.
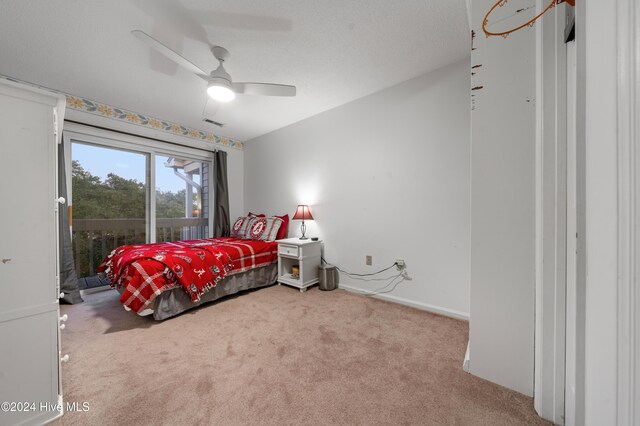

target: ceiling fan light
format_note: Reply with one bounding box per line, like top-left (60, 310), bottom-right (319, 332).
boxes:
top-left (207, 83), bottom-right (235, 102)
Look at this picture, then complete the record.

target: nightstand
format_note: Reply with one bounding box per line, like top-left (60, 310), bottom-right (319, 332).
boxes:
top-left (277, 238), bottom-right (322, 292)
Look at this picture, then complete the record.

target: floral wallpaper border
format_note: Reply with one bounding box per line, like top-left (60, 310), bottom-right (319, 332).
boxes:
top-left (0, 75), bottom-right (243, 149)
top-left (66, 96), bottom-right (243, 150)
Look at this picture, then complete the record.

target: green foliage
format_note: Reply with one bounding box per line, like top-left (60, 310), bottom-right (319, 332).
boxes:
top-left (156, 188), bottom-right (187, 218)
top-left (72, 160), bottom-right (197, 219)
top-left (72, 160), bottom-right (146, 219)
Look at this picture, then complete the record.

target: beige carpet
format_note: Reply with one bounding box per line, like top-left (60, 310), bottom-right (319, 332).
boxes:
top-left (55, 285), bottom-right (548, 426)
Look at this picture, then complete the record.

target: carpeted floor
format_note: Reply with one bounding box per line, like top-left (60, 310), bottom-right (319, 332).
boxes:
top-left (55, 285), bottom-right (548, 426)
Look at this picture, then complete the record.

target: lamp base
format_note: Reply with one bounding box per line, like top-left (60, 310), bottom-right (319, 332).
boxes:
top-left (299, 221), bottom-right (308, 240)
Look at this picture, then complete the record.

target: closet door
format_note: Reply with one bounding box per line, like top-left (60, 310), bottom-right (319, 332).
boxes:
top-left (0, 82), bottom-right (64, 425)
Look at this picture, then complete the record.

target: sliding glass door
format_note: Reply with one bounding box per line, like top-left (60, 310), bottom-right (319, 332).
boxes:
top-left (67, 129), bottom-right (214, 288)
top-left (71, 143), bottom-right (148, 287)
top-left (155, 155), bottom-right (209, 242)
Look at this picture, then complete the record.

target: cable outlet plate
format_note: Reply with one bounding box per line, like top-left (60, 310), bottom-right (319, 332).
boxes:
top-left (395, 259), bottom-right (405, 270)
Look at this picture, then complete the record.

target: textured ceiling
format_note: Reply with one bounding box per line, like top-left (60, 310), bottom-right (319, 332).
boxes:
top-left (0, 0), bottom-right (469, 142)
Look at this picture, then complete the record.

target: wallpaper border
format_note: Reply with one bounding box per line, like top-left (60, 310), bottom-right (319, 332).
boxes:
top-left (65, 96), bottom-right (243, 150)
top-left (0, 75), bottom-right (243, 150)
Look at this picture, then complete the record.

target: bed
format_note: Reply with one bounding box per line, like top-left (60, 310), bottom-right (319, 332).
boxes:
top-left (97, 237), bottom-right (279, 320)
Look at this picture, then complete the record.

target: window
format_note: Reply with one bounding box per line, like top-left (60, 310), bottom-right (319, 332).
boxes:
top-left (65, 127), bottom-right (214, 282)
top-left (155, 155), bottom-right (209, 242)
top-left (71, 143), bottom-right (148, 279)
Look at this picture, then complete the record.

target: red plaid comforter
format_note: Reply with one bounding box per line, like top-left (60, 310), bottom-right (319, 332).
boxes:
top-left (97, 237), bottom-right (278, 313)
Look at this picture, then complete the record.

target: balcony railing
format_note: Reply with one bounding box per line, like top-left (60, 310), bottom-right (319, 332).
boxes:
top-left (72, 217), bottom-right (208, 278)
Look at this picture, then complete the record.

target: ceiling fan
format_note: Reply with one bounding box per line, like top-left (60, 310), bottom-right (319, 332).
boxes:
top-left (132, 30), bottom-right (296, 103)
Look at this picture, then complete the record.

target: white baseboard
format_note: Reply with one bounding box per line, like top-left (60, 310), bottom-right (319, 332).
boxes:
top-left (339, 284), bottom-right (470, 321)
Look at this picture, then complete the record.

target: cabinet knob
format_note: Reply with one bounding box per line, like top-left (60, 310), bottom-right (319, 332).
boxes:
top-left (60, 354), bottom-right (69, 363)
top-left (59, 323), bottom-right (66, 330)
top-left (55, 197), bottom-right (66, 205)
top-left (59, 314), bottom-right (68, 322)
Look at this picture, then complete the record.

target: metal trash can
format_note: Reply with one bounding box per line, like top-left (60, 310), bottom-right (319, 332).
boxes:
top-left (318, 264), bottom-right (338, 291)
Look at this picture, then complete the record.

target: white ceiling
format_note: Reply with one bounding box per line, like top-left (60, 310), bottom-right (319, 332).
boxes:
top-left (0, 0), bottom-right (469, 142)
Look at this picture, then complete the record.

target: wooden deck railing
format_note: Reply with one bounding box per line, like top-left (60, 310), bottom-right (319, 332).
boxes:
top-left (72, 218), bottom-right (208, 278)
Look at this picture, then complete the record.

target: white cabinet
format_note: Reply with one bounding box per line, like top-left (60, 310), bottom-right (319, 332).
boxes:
top-left (277, 238), bottom-right (322, 292)
top-left (0, 80), bottom-right (66, 425)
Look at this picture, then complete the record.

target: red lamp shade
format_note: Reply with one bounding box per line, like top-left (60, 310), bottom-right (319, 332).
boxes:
top-left (292, 205), bottom-right (313, 221)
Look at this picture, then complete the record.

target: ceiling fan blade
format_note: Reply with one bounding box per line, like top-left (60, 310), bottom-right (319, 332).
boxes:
top-left (132, 30), bottom-right (209, 80)
top-left (233, 82), bottom-right (296, 97)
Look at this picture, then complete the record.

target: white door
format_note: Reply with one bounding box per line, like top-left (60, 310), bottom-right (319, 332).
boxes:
top-left (564, 39), bottom-right (578, 426)
top-left (0, 82), bottom-right (63, 425)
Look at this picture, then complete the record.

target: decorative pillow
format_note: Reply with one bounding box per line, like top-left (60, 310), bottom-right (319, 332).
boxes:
top-left (273, 214), bottom-right (289, 240)
top-left (231, 216), bottom-right (253, 238)
top-left (248, 212), bottom-right (266, 218)
top-left (247, 217), bottom-right (283, 241)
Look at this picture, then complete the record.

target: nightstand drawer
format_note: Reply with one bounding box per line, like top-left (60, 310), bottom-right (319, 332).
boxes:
top-left (278, 244), bottom-right (299, 257)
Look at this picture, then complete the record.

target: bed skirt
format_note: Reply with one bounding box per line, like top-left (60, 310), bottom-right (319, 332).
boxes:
top-left (112, 263), bottom-right (278, 320)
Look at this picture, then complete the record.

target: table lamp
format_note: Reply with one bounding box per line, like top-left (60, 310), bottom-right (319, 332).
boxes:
top-left (292, 204), bottom-right (313, 240)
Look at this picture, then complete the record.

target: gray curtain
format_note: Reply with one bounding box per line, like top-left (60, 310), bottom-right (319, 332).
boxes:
top-left (59, 136), bottom-right (83, 304)
top-left (213, 150), bottom-right (230, 237)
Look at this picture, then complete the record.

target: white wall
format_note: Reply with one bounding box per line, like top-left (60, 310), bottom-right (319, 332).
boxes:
top-left (244, 58), bottom-right (471, 319)
top-left (469, 1), bottom-right (536, 396)
top-left (583, 0), bottom-right (618, 423)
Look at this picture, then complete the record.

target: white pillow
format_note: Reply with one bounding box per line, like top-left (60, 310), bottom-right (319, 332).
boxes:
top-left (230, 216), bottom-right (253, 238)
top-left (246, 217), bottom-right (283, 241)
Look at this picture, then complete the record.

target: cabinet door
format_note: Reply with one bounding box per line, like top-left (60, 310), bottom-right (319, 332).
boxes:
top-left (0, 84), bottom-right (62, 426)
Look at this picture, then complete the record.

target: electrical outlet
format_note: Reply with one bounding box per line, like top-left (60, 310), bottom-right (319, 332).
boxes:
top-left (366, 255), bottom-right (372, 266)
top-left (396, 259), bottom-right (405, 271)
